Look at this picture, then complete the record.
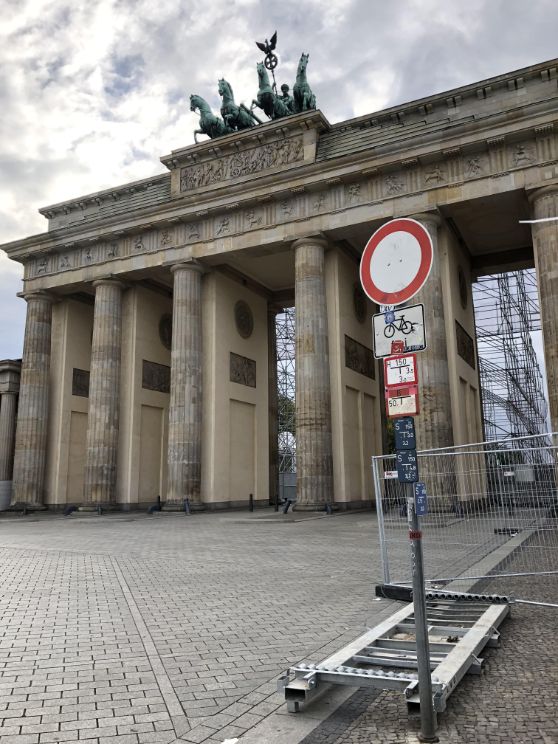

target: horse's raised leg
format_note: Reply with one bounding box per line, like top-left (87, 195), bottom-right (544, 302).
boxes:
top-left (194, 129), bottom-right (203, 143)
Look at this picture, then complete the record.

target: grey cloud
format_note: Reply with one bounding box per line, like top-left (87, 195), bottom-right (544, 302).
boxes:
top-left (2, 0), bottom-right (558, 358)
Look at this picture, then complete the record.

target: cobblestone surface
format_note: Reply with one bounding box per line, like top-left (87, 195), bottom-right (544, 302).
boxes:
top-left (314, 569), bottom-right (558, 744)
top-left (0, 510), bottom-right (398, 743)
top-left (1, 511), bottom-right (554, 743)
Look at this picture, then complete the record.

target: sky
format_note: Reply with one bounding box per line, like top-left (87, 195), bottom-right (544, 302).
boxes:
top-left (1, 0), bottom-right (558, 362)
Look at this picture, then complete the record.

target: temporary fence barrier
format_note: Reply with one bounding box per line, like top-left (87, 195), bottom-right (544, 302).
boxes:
top-left (373, 432), bottom-right (558, 595)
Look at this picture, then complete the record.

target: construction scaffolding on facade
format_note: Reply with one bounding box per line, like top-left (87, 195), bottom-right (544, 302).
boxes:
top-left (276, 308), bottom-right (296, 483)
top-left (473, 269), bottom-right (549, 443)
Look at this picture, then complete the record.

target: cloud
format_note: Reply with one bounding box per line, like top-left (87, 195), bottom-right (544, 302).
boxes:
top-left (1, 0), bottom-right (558, 373)
top-left (0, 251), bottom-right (24, 359)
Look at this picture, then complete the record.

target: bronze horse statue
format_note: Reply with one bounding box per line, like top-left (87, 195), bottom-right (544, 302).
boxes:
top-left (251, 62), bottom-right (291, 120)
top-left (218, 79), bottom-right (261, 131)
top-left (293, 53), bottom-right (316, 113)
top-left (190, 94), bottom-right (233, 142)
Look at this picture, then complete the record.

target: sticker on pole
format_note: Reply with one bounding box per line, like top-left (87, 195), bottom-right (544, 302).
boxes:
top-left (359, 218), bottom-right (434, 306)
top-left (372, 303), bottom-right (426, 359)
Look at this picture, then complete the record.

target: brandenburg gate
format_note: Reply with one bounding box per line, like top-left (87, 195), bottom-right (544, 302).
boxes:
top-left (2, 56), bottom-right (558, 511)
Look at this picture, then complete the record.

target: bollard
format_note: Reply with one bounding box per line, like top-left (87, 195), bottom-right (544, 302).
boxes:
top-left (249, 493), bottom-right (254, 512)
top-left (156, 495), bottom-right (162, 511)
top-left (274, 492), bottom-right (279, 512)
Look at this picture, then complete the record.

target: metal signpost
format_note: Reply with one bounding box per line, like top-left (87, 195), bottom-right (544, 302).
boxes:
top-left (360, 218), bottom-right (439, 742)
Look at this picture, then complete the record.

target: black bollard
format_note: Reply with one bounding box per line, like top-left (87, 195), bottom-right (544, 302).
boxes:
top-left (249, 493), bottom-right (254, 512)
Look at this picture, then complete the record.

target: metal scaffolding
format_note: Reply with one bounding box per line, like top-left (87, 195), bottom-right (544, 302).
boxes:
top-left (276, 307), bottom-right (296, 473)
top-left (473, 269), bottom-right (549, 443)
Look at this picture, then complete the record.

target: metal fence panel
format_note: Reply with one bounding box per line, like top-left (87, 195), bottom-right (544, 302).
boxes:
top-left (373, 433), bottom-right (558, 594)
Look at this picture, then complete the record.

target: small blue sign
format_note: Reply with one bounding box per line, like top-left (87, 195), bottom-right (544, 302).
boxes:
top-left (396, 450), bottom-right (419, 483)
top-left (384, 310), bottom-right (396, 324)
top-left (394, 417), bottom-right (416, 450)
top-left (414, 482), bottom-right (428, 516)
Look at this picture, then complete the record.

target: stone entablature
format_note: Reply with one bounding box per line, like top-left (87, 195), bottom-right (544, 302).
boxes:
top-left (16, 121), bottom-right (558, 285)
top-left (0, 361), bottom-right (21, 394)
top-left (4, 58), bottom-right (558, 288)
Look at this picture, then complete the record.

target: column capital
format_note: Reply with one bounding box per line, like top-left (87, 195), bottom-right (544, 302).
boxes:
top-left (171, 260), bottom-right (205, 275)
top-left (291, 236), bottom-right (329, 252)
top-left (527, 184), bottom-right (558, 205)
top-left (17, 290), bottom-right (56, 304)
top-left (92, 278), bottom-right (126, 290)
top-left (409, 212), bottom-right (442, 229)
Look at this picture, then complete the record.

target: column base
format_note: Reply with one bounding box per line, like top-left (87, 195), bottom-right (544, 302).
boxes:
top-left (0, 481), bottom-right (13, 511)
top-left (78, 503), bottom-right (118, 513)
top-left (293, 502), bottom-right (332, 512)
top-left (8, 500), bottom-right (47, 512)
top-left (163, 501), bottom-right (206, 512)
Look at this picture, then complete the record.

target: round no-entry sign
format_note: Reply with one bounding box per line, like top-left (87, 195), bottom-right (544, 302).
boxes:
top-left (359, 218), bottom-right (433, 306)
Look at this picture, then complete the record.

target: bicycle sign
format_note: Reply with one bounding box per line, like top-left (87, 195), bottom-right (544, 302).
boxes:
top-left (372, 303), bottom-right (426, 358)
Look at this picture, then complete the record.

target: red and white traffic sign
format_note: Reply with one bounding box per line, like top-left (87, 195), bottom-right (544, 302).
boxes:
top-left (385, 385), bottom-right (420, 418)
top-left (384, 353), bottom-right (419, 388)
top-left (359, 218), bottom-right (433, 306)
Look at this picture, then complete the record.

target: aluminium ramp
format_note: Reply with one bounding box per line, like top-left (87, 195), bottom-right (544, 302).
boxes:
top-left (279, 599), bottom-right (509, 714)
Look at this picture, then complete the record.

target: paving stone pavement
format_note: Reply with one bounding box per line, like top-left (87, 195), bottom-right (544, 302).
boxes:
top-left (0, 509), bottom-right (400, 744)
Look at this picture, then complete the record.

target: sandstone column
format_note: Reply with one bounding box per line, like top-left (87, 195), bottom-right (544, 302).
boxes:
top-left (529, 185), bottom-right (558, 431)
top-left (268, 307), bottom-right (279, 506)
top-left (11, 292), bottom-right (54, 507)
top-left (410, 214), bottom-right (453, 451)
top-left (0, 393), bottom-right (17, 481)
top-left (166, 262), bottom-right (204, 510)
top-left (83, 279), bottom-right (124, 506)
top-left (294, 237), bottom-right (333, 509)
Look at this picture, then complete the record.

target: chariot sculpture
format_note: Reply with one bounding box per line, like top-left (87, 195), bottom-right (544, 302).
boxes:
top-left (190, 31), bottom-right (317, 143)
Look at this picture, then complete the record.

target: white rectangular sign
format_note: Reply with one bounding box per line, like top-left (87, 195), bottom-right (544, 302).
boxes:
top-left (384, 355), bottom-right (418, 387)
top-left (372, 303), bottom-right (426, 359)
top-left (386, 392), bottom-right (419, 417)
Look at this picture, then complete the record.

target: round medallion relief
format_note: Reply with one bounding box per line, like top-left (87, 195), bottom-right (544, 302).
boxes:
top-left (458, 266), bottom-right (468, 310)
top-left (159, 313), bottom-right (173, 350)
top-left (234, 300), bottom-right (254, 339)
top-left (353, 283), bottom-right (367, 324)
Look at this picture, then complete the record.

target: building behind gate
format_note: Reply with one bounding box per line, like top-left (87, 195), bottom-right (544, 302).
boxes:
top-left (2, 58), bottom-right (558, 511)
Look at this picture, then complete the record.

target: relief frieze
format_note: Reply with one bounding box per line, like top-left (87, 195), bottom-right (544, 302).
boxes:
top-left (345, 335), bottom-right (375, 379)
top-left (384, 173), bottom-right (405, 196)
top-left (455, 321), bottom-right (476, 370)
top-left (230, 352), bottom-right (256, 388)
top-left (24, 129), bottom-right (554, 280)
top-left (180, 136), bottom-right (304, 192)
top-left (142, 360), bottom-right (171, 394)
top-left (72, 368), bottom-right (90, 397)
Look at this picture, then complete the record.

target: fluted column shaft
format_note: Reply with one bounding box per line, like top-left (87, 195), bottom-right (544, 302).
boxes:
top-left (83, 280), bottom-right (124, 505)
top-left (12, 292), bottom-right (54, 506)
top-left (0, 393), bottom-right (18, 481)
top-left (166, 263), bottom-right (203, 508)
top-left (529, 186), bottom-right (558, 431)
top-left (410, 214), bottom-right (453, 450)
top-left (294, 238), bottom-right (333, 508)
